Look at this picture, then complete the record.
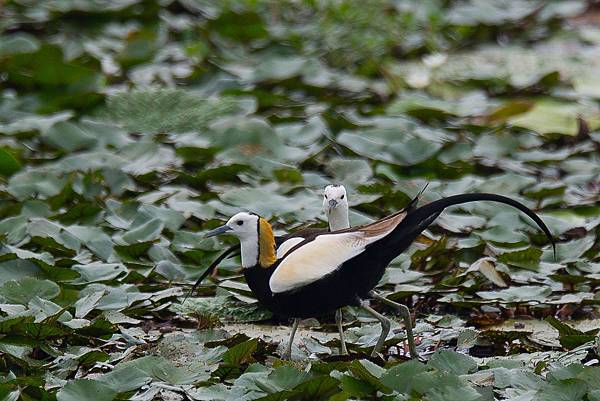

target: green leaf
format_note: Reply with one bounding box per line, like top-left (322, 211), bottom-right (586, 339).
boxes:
top-left (497, 247), bottom-right (542, 269)
top-left (42, 121), bottom-right (98, 152)
top-left (173, 296), bottom-right (272, 322)
top-left (477, 225), bottom-right (529, 244)
top-left (96, 366), bottom-right (151, 393)
top-left (235, 365), bottom-right (309, 396)
top-left (0, 277), bottom-right (60, 304)
top-left (477, 285), bottom-right (552, 303)
top-left (258, 375), bottom-right (341, 401)
top-left (543, 236), bottom-right (596, 264)
top-left (379, 360), bottom-right (429, 393)
top-left (56, 379), bottom-right (116, 401)
top-left (0, 388), bottom-right (20, 401)
top-left (75, 290), bottom-right (106, 318)
top-left (348, 360), bottom-right (390, 393)
top-left (425, 384), bottom-right (484, 401)
top-left (410, 370), bottom-right (473, 398)
top-left (119, 218), bottom-right (164, 244)
top-left (12, 321), bottom-right (69, 339)
top-left (325, 158), bottom-right (373, 184)
top-left (0, 148), bottom-right (21, 177)
top-left (428, 349), bottom-right (478, 376)
top-left (457, 329), bottom-right (478, 350)
top-left (589, 390), bottom-right (600, 401)
top-left (154, 260), bottom-right (186, 281)
top-left (0, 33), bottom-right (40, 56)
top-left (7, 171), bottom-right (68, 200)
top-left (508, 100), bottom-right (580, 136)
top-left (113, 355), bottom-right (207, 385)
top-left (448, 0), bottom-right (539, 25)
top-left (339, 374), bottom-right (375, 398)
top-left (71, 262), bottom-right (127, 284)
top-left (222, 338), bottom-right (258, 366)
top-left (0, 259), bottom-right (44, 285)
top-left (545, 317), bottom-right (597, 350)
top-left (106, 90), bottom-right (249, 133)
top-left (337, 128), bottom-right (443, 165)
top-left (533, 380), bottom-right (588, 401)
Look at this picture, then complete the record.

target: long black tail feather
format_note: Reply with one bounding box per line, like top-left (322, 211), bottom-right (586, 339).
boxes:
top-left (401, 193), bottom-right (556, 257)
top-left (183, 244), bottom-right (240, 303)
top-left (404, 183), bottom-right (429, 213)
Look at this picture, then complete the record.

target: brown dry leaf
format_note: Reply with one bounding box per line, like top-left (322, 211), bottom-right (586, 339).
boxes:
top-left (472, 257), bottom-right (508, 287)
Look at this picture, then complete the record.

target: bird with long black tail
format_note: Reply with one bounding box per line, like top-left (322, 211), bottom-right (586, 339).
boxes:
top-left (322, 184), bottom-right (421, 359)
top-left (205, 193), bottom-right (555, 358)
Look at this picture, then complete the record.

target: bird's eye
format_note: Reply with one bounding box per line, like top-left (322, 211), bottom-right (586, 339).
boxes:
top-left (236, 221), bottom-right (244, 226)
top-left (340, 194), bottom-right (345, 199)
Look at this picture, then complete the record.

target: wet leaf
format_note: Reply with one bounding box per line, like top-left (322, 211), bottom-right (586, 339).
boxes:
top-left (56, 379), bottom-right (116, 401)
top-left (0, 277), bottom-right (60, 305)
top-left (429, 349), bottom-right (477, 376)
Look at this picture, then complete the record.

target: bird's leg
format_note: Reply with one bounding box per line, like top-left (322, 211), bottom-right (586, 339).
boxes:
top-left (360, 301), bottom-right (391, 357)
top-left (369, 291), bottom-right (418, 358)
top-left (335, 309), bottom-right (348, 355)
top-left (282, 318), bottom-right (299, 360)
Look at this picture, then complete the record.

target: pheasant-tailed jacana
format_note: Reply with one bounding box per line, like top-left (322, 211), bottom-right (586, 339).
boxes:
top-left (321, 184), bottom-right (419, 359)
top-left (205, 193), bottom-right (555, 357)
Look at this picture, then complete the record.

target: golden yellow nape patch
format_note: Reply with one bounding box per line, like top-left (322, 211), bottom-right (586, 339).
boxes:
top-left (258, 218), bottom-right (277, 268)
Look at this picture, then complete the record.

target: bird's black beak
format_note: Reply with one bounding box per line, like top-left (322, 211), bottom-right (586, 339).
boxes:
top-left (204, 225), bottom-right (232, 238)
top-left (328, 199), bottom-right (338, 212)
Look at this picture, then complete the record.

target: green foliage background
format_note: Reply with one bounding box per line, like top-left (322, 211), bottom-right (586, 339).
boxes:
top-left (0, 0), bottom-right (599, 400)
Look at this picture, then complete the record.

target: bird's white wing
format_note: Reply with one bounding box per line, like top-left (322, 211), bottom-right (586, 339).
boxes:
top-left (276, 237), bottom-right (305, 259)
top-left (269, 211), bottom-right (407, 293)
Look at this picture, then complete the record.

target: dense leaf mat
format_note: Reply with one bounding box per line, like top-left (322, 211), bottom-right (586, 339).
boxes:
top-left (0, 0), bottom-right (599, 399)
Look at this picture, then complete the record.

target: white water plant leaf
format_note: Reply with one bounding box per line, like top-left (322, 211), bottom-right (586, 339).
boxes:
top-left (75, 290), bottom-right (106, 318)
top-left (477, 285), bottom-right (552, 303)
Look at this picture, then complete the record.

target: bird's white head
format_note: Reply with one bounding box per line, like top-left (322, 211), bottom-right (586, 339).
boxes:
top-left (226, 212), bottom-right (260, 239)
top-left (323, 184), bottom-right (350, 231)
top-left (205, 212), bottom-right (276, 268)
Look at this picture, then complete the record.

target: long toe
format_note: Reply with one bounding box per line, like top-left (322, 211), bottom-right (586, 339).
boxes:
top-left (341, 341), bottom-right (348, 355)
